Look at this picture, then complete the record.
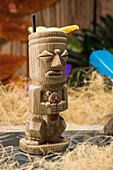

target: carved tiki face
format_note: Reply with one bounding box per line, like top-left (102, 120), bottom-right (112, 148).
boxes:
top-left (29, 31), bottom-right (68, 85)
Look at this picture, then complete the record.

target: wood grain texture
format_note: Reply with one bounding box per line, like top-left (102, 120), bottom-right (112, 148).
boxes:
top-left (96, 0), bottom-right (113, 23)
top-left (19, 137), bottom-right (68, 154)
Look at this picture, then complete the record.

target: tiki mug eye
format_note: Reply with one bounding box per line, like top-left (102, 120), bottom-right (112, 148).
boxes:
top-left (61, 49), bottom-right (68, 61)
top-left (38, 50), bottom-right (53, 61)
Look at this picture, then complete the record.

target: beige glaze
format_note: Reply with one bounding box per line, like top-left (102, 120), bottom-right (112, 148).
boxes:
top-left (19, 31), bottom-right (68, 154)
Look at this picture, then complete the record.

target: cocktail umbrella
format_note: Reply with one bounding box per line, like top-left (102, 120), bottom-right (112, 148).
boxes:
top-left (89, 48), bottom-right (113, 81)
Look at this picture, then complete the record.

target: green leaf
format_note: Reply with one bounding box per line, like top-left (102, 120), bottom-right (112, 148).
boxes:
top-left (100, 16), bottom-right (113, 34)
top-left (82, 29), bottom-right (101, 42)
top-left (67, 50), bottom-right (89, 67)
top-left (74, 33), bottom-right (84, 42)
top-left (68, 50), bottom-right (88, 62)
top-left (67, 37), bottom-right (83, 53)
top-left (106, 15), bottom-right (113, 24)
top-left (82, 29), bottom-right (112, 49)
top-left (92, 23), bottom-right (113, 43)
top-left (107, 48), bottom-right (113, 54)
top-left (67, 58), bottom-right (89, 67)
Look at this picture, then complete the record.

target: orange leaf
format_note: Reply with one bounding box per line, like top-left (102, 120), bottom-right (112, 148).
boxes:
top-left (0, 54), bottom-right (28, 80)
top-left (0, 13), bottom-right (31, 41)
top-left (0, 0), bottom-right (58, 14)
top-left (3, 75), bottom-right (24, 85)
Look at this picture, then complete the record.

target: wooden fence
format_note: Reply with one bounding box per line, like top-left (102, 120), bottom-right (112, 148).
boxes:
top-left (1, 0), bottom-right (113, 77)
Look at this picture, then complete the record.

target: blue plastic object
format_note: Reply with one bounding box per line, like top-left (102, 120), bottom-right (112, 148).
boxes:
top-left (89, 48), bottom-right (113, 79)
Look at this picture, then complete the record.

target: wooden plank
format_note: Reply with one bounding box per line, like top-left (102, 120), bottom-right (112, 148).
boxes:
top-left (55, 0), bottom-right (61, 27)
top-left (0, 40), bottom-right (12, 54)
top-left (96, 0), bottom-right (103, 24)
top-left (35, 0), bottom-right (94, 31)
top-left (41, 8), bottom-right (48, 26)
top-left (96, 0), bottom-right (113, 24)
top-left (15, 42), bottom-right (28, 77)
top-left (15, 15), bottom-right (29, 77)
top-left (61, 0), bottom-right (67, 26)
top-left (102, 0), bottom-right (113, 16)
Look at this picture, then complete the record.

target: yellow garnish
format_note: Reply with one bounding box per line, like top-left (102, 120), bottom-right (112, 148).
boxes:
top-left (59, 25), bottom-right (79, 33)
top-left (28, 25), bottom-right (79, 34)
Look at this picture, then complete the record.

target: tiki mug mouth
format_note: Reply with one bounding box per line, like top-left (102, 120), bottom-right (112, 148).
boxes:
top-left (45, 70), bottom-right (63, 78)
top-left (29, 31), bottom-right (67, 85)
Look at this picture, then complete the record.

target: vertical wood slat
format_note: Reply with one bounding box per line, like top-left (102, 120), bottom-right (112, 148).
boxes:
top-left (96, 0), bottom-right (103, 24)
top-left (15, 42), bottom-right (28, 77)
top-left (96, 0), bottom-right (113, 24)
top-left (14, 13), bottom-right (30, 77)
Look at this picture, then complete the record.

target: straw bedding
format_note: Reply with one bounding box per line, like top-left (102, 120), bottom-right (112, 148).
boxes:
top-left (63, 71), bottom-right (113, 125)
top-left (0, 71), bottom-right (113, 169)
top-left (1, 140), bottom-right (113, 170)
top-left (0, 71), bottom-right (113, 126)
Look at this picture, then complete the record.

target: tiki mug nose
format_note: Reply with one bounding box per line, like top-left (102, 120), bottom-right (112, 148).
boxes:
top-left (51, 49), bottom-right (62, 68)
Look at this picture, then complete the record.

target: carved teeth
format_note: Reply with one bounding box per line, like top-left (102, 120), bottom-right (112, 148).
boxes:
top-left (45, 71), bottom-right (63, 78)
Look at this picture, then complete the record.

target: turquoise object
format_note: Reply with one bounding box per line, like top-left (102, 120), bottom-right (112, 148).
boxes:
top-left (89, 49), bottom-right (113, 79)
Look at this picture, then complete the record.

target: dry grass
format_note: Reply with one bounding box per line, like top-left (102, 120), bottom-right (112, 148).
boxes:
top-left (1, 139), bottom-right (113, 170)
top-left (0, 79), bottom-right (29, 126)
top-left (62, 70), bottom-right (113, 125)
top-left (0, 71), bottom-right (113, 126)
top-left (0, 72), bottom-right (113, 169)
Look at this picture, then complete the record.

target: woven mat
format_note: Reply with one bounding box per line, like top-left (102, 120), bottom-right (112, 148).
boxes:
top-left (0, 131), bottom-right (112, 166)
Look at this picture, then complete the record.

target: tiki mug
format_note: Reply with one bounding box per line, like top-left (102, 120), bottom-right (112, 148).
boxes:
top-left (19, 31), bottom-right (68, 154)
